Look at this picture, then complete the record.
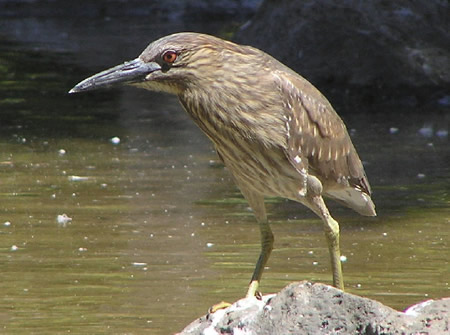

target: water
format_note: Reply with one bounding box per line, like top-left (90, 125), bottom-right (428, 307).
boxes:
top-left (1, 16), bottom-right (449, 335)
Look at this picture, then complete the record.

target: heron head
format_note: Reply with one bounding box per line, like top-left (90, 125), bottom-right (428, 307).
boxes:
top-left (69, 32), bottom-right (253, 95)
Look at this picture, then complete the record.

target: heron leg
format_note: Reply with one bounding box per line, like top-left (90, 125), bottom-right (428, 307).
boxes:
top-left (307, 194), bottom-right (344, 291)
top-left (238, 187), bottom-right (274, 298)
top-left (247, 219), bottom-right (274, 298)
top-left (208, 188), bottom-right (271, 313)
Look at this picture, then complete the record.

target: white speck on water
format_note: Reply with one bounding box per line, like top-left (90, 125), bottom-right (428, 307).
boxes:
top-left (132, 262), bottom-right (147, 267)
top-left (78, 247), bottom-right (87, 252)
top-left (100, 183), bottom-right (108, 188)
top-left (206, 242), bottom-right (214, 248)
top-left (11, 245), bottom-right (19, 251)
top-left (110, 136), bottom-right (120, 145)
top-left (191, 233), bottom-right (195, 237)
top-left (436, 129), bottom-right (448, 138)
top-left (57, 214), bottom-right (72, 226)
top-left (417, 173), bottom-right (426, 179)
top-left (149, 233), bottom-right (154, 238)
top-left (389, 127), bottom-right (399, 134)
top-left (382, 232), bottom-right (388, 236)
top-left (4, 221), bottom-right (11, 227)
top-left (68, 175), bottom-right (90, 182)
top-left (393, 7), bottom-right (414, 17)
top-left (58, 149), bottom-right (66, 156)
top-left (312, 261), bottom-right (319, 266)
top-left (308, 250), bottom-right (314, 255)
top-left (418, 125), bottom-right (433, 138)
top-left (201, 222), bottom-right (205, 226)
top-left (340, 255), bottom-right (348, 262)
top-left (437, 95), bottom-right (450, 106)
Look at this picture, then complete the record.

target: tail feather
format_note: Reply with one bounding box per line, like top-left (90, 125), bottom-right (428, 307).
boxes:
top-left (325, 187), bottom-right (376, 216)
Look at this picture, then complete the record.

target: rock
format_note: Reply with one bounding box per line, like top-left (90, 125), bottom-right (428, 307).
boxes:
top-left (178, 281), bottom-right (450, 335)
top-left (0, 0), bottom-right (261, 21)
top-left (235, 0), bottom-right (450, 89)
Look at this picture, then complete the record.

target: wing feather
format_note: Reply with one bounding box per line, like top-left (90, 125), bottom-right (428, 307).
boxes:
top-left (275, 70), bottom-right (375, 216)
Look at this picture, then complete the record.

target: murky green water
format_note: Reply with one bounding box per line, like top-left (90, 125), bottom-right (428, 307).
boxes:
top-left (1, 19), bottom-right (449, 335)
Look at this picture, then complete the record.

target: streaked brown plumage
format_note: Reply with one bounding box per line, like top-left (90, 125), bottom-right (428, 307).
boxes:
top-left (70, 32), bottom-right (376, 296)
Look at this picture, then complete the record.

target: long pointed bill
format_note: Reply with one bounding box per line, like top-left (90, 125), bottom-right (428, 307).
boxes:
top-left (69, 58), bottom-right (160, 93)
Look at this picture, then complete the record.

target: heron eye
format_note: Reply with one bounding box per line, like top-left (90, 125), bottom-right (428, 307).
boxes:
top-left (162, 51), bottom-right (177, 64)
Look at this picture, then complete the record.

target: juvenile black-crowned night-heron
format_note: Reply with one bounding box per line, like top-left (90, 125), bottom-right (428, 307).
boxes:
top-left (70, 32), bottom-right (376, 297)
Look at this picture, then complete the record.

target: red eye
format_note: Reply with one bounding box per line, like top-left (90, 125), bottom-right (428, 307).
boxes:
top-left (162, 51), bottom-right (177, 63)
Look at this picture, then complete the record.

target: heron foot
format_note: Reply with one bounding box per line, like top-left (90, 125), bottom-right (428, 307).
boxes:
top-left (246, 280), bottom-right (264, 299)
top-left (208, 301), bottom-right (232, 314)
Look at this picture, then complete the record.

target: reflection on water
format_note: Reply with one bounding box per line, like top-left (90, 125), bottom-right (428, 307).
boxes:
top-left (1, 19), bottom-right (449, 335)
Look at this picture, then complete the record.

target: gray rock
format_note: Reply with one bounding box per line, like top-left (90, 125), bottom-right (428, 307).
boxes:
top-left (0, 0), bottom-right (261, 21)
top-left (178, 281), bottom-right (450, 335)
top-left (236, 0), bottom-right (450, 88)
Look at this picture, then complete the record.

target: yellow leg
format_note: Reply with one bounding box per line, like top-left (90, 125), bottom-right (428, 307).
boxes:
top-left (308, 195), bottom-right (344, 290)
top-left (209, 184), bottom-right (272, 313)
top-left (324, 216), bottom-right (344, 290)
top-left (236, 185), bottom-right (274, 298)
top-left (246, 220), bottom-right (274, 297)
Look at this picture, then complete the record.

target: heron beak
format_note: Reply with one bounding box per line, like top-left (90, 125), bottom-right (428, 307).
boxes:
top-left (69, 58), bottom-right (161, 93)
